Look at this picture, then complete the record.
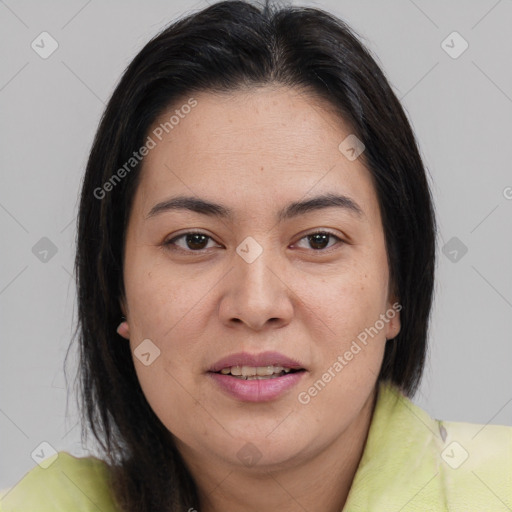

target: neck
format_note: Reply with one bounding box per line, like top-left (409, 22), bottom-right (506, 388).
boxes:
top-left (180, 387), bottom-right (377, 512)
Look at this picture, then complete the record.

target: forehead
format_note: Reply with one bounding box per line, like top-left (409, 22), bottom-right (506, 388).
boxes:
top-left (134, 86), bottom-right (379, 223)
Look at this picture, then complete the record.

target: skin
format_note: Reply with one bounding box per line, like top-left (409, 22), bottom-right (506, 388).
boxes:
top-left (117, 85), bottom-right (401, 512)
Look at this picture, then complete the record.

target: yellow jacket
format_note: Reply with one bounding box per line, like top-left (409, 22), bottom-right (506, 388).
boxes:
top-left (1, 381), bottom-right (510, 511)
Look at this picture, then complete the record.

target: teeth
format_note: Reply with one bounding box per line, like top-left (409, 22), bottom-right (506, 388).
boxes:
top-left (241, 366), bottom-right (253, 377)
top-left (218, 365), bottom-right (294, 378)
top-left (257, 366), bottom-right (274, 376)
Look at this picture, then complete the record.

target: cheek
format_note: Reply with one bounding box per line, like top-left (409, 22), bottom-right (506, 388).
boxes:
top-left (123, 254), bottom-right (213, 398)
top-left (124, 252), bottom-right (202, 339)
top-left (124, 265), bottom-right (202, 433)
top-left (296, 262), bottom-right (390, 399)
top-left (297, 260), bottom-right (389, 340)
top-left (131, 361), bottom-right (207, 446)
top-left (295, 274), bottom-right (388, 415)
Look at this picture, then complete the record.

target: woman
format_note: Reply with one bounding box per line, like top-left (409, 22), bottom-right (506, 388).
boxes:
top-left (1, 1), bottom-right (510, 511)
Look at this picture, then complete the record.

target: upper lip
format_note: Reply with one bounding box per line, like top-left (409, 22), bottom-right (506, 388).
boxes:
top-left (208, 351), bottom-right (306, 373)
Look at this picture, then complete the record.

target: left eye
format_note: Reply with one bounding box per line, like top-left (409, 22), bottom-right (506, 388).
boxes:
top-left (163, 231), bottom-right (343, 252)
top-left (294, 231), bottom-right (343, 251)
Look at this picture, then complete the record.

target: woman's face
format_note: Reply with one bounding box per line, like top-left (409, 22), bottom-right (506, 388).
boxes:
top-left (119, 86), bottom-right (400, 471)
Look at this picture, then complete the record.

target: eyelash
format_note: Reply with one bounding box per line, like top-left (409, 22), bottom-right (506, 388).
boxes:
top-left (163, 230), bottom-right (345, 254)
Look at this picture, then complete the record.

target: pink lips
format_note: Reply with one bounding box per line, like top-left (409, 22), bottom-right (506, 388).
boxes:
top-left (207, 351), bottom-right (306, 402)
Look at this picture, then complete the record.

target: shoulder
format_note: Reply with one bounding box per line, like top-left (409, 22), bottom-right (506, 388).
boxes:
top-left (437, 415), bottom-right (512, 509)
top-left (345, 381), bottom-right (512, 511)
top-left (387, 383), bottom-right (512, 508)
top-left (0, 451), bottom-right (120, 512)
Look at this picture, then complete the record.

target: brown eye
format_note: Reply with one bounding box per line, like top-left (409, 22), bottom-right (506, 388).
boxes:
top-left (295, 231), bottom-right (343, 251)
top-left (164, 232), bottom-right (218, 252)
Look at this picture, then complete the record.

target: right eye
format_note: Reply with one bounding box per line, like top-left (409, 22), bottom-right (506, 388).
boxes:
top-left (163, 231), bottom-right (221, 253)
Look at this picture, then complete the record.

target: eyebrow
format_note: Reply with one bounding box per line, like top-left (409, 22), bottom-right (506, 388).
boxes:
top-left (146, 193), bottom-right (365, 222)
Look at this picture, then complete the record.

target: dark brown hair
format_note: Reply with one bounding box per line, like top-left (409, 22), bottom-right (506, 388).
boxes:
top-left (70, 1), bottom-right (437, 510)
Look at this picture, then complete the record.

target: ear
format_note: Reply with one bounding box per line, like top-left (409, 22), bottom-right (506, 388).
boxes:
top-left (385, 296), bottom-right (402, 341)
top-left (117, 321), bottom-right (130, 339)
top-left (117, 296), bottom-right (130, 339)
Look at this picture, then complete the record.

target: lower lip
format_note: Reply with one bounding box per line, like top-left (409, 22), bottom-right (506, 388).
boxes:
top-left (208, 371), bottom-right (306, 402)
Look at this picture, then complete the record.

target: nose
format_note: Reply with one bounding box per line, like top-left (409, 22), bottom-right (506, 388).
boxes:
top-left (218, 242), bottom-right (294, 331)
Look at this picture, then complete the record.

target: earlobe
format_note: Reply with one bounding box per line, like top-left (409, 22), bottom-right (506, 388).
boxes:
top-left (117, 320), bottom-right (130, 339)
top-left (385, 298), bottom-right (402, 341)
top-left (390, 316), bottom-right (401, 340)
top-left (386, 316), bottom-right (401, 341)
top-left (118, 296), bottom-right (130, 339)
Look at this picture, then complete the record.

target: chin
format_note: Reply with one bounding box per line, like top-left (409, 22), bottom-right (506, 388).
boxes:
top-left (219, 424), bottom-right (311, 467)
top-left (228, 441), bottom-right (307, 471)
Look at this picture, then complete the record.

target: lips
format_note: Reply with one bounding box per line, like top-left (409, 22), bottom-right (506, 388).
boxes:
top-left (207, 351), bottom-right (307, 402)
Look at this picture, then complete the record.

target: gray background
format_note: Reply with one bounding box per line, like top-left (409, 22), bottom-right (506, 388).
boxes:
top-left (1, 0), bottom-right (511, 491)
